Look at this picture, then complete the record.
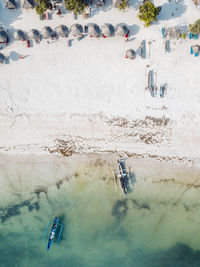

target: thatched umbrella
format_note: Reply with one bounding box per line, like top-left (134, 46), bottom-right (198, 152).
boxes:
top-left (5, 0), bottom-right (17, 9)
top-left (70, 24), bottom-right (83, 37)
top-left (23, 0), bottom-right (34, 8)
top-left (29, 29), bottom-right (40, 40)
top-left (42, 26), bottom-right (53, 39)
top-left (192, 45), bottom-right (200, 54)
top-left (116, 24), bottom-right (129, 37)
top-left (56, 25), bottom-right (69, 37)
top-left (0, 53), bottom-right (5, 63)
top-left (0, 31), bottom-right (9, 43)
top-left (126, 49), bottom-right (136, 59)
top-left (14, 29), bottom-right (26, 41)
top-left (101, 23), bottom-right (115, 37)
top-left (88, 23), bottom-right (101, 37)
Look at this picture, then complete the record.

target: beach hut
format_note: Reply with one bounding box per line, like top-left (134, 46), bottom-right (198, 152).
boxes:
top-left (192, 45), bottom-right (200, 54)
top-left (0, 31), bottom-right (9, 43)
top-left (116, 24), bottom-right (129, 37)
top-left (5, 0), bottom-right (17, 9)
top-left (23, 0), bottom-right (35, 8)
top-left (14, 30), bottom-right (26, 41)
top-left (88, 23), bottom-right (101, 37)
top-left (42, 26), bottom-right (53, 39)
top-left (0, 53), bottom-right (5, 63)
top-left (125, 49), bottom-right (136, 59)
top-left (56, 25), bottom-right (69, 38)
top-left (29, 29), bottom-right (40, 40)
top-left (70, 24), bottom-right (83, 37)
top-left (101, 23), bottom-right (115, 38)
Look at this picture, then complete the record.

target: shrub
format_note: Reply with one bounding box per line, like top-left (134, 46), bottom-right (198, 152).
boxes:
top-left (138, 0), bottom-right (159, 27)
top-left (35, 0), bottom-right (50, 15)
top-left (189, 19), bottom-right (200, 34)
top-left (64, 0), bottom-right (87, 15)
top-left (117, 0), bottom-right (129, 11)
top-left (182, 33), bottom-right (186, 39)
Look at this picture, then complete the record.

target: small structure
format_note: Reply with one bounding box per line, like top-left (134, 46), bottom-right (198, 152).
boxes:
top-left (0, 30), bottom-right (9, 43)
top-left (56, 25), bottom-right (69, 38)
top-left (0, 53), bottom-right (5, 63)
top-left (42, 26), bottom-right (53, 39)
top-left (70, 24), bottom-right (83, 37)
top-left (14, 30), bottom-right (26, 41)
top-left (101, 23), bottom-right (115, 38)
top-left (165, 27), bottom-right (180, 39)
top-left (29, 29), bottom-right (40, 40)
top-left (5, 0), bottom-right (17, 9)
top-left (116, 24), bottom-right (129, 37)
top-left (83, 6), bottom-right (91, 19)
top-left (88, 23), bottom-right (101, 37)
top-left (125, 49), bottom-right (136, 59)
top-left (23, 0), bottom-right (35, 8)
top-left (192, 44), bottom-right (200, 54)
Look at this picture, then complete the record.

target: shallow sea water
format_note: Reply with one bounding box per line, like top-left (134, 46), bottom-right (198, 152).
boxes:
top-left (0, 154), bottom-right (200, 267)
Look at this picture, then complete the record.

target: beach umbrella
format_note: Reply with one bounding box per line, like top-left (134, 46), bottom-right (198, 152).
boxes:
top-left (116, 24), bottom-right (129, 37)
top-left (14, 29), bottom-right (26, 41)
top-left (70, 24), bottom-right (83, 37)
top-left (192, 45), bottom-right (200, 54)
top-left (126, 49), bottom-right (136, 59)
top-left (23, 0), bottom-right (34, 8)
top-left (0, 53), bottom-right (5, 63)
top-left (88, 23), bottom-right (101, 37)
top-left (56, 25), bottom-right (69, 37)
top-left (0, 31), bottom-right (9, 43)
top-left (101, 23), bottom-right (115, 37)
top-left (29, 29), bottom-right (40, 40)
top-left (42, 26), bottom-right (53, 39)
top-left (5, 0), bottom-right (17, 9)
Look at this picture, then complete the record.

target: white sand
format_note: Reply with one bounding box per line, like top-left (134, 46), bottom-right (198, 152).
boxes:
top-left (0, 0), bottom-right (200, 164)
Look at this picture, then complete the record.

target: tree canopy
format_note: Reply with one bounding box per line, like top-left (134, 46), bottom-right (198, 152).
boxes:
top-left (35, 0), bottom-right (50, 15)
top-left (138, 0), bottom-right (159, 27)
top-left (189, 19), bottom-right (200, 34)
top-left (64, 0), bottom-right (87, 15)
top-left (117, 0), bottom-right (129, 11)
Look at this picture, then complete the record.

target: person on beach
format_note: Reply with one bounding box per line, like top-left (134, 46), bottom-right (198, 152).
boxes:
top-left (124, 30), bottom-right (130, 42)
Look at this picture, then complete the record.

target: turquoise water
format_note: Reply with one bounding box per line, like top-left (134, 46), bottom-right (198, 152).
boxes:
top-left (0, 155), bottom-right (200, 267)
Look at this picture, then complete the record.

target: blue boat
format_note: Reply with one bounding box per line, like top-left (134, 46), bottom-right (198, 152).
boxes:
top-left (43, 217), bottom-right (63, 251)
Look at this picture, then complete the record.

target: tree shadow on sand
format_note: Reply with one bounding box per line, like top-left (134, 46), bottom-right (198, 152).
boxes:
top-left (157, 0), bottom-right (187, 21)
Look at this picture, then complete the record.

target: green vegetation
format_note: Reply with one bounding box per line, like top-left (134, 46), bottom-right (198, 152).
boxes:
top-left (35, 0), bottom-right (50, 15)
top-left (138, 0), bottom-right (159, 27)
top-left (182, 33), bottom-right (186, 39)
top-left (189, 19), bottom-right (200, 34)
top-left (64, 0), bottom-right (87, 15)
top-left (117, 0), bottom-right (129, 11)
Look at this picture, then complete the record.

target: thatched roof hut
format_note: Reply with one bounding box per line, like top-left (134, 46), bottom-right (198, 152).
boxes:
top-left (192, 45), bottom-right (200, 53)
top-left (23, 0), bottom-right (35, 8)
top-left (126, 49), bottom-right (136, 59)
top-left (0, 53), bottom-right (5, 63)
top-left (56, 25), bottom-right (69, 37)
top-left (29, 29), bottom-right (40, 40)
top-left (116, 24), bottom-right (129, 37)
top-left (0, 31), bottom-right (9, 43)
top-left (101, 23), bottom-right (115, 37)
top-left (70, 24), bottom-right (83, 37)
top-left (88, 23), bottom-right (101, 37)
top-left (5, 0), bottom-right (17, 9)
top-left (14, 30), bottom-right (26, 41)
top-left (42, 26), bottom-right (53, 39)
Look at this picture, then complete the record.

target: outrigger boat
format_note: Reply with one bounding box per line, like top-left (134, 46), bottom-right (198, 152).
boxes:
top-left (43, 217), bottom-right (63, 251)
top-left (113, 159), bottom-right (133, 196)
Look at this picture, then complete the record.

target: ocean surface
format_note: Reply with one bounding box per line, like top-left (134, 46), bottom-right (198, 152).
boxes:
top-left (0, 155), bottom-right (200, 267)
